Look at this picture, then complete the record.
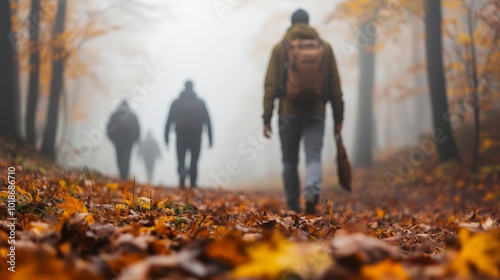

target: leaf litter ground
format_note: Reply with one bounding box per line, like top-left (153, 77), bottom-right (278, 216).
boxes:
top-left (0, 140), bottom-right (499, 280)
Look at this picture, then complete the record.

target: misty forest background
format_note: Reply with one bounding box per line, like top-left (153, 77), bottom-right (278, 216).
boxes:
top-left (0, 0), bottom-right (499, 188)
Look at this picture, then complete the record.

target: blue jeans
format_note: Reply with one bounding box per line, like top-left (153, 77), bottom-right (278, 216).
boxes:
top-left (279, 115), bottom-right (325, 212)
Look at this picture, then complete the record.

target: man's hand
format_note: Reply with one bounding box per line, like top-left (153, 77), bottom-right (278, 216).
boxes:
top-left (334, 122), bottom-right (343, 135)
top-left (263, 124), bottom-right (272, 139)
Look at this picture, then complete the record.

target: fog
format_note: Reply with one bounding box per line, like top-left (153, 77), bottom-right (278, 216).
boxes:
top-left (60, 0), bottom-right (376, 188)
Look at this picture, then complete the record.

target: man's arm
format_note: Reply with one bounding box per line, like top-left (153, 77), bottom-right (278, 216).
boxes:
top-left (132, 114), bottom-right (140, 143)
top-left (263, 45), bottom-right (282, 137)
top-left (201, 101), bottom-right (213, 147)
top-left (165, 101), bottom-right (176, 146)
top-left (263, 45), bottom-right (281, 125)
top-left (107, 112), bottom-right (119, 143)
top-left (326, 44), bottom-right (344, 133)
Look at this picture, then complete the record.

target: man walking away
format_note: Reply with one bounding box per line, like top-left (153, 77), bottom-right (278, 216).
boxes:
top-left (107, 100), bottom-right (141, 181)
top-left (165, 80), bottom-right (213, 188)
top-left (262, 9), bottom-right (344, 215)
top-left (138, 131), bottom-right (161, 184)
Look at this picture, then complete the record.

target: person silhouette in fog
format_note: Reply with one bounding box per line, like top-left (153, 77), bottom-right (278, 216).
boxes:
top-left (165, 80), bottom-right (212, 188)
top-left (138, 131), bottom-right (161, 184)
top-left (107, 100), bottom-right (140, 180)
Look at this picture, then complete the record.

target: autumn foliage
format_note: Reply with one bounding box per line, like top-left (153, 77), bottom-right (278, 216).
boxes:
top-left (1, 0), bottom-right (500, 279)
top-left (1, 138), bottom-right (500, 280)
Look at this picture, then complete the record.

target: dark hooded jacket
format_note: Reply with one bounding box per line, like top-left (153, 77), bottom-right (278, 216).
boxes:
top-left (263, 23), bottom-right (344, 125)
top-left (165, 89), bottom-right (212, 144)
top-left (107, 102), bottom-right (140, 146)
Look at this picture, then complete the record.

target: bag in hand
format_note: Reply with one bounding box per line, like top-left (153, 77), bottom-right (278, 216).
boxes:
top-left (336, 133), bottom-right (352, 192)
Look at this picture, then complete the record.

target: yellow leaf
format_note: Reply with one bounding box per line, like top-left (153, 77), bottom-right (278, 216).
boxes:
top-left (361, 259), bottom-right (409, 280)
top-left (232, 232), bottom-right (332, 279)
top-left (138, 197), bottom-right (151, 211)
top-left (443, 0), bottom-right (464, 9)
top-left (480, 138), bottom-right (493, 153)
top-left (457, 32), bottom-right (471, 45)
top-left (59, 242), bottom-right (72, 257)
top-left (58, 193), bottom-right (94, 224)
top-left (115, 204), bottom-right (128, 210)
top-left (449, 228), bottom-right (500, 277)
top-left (15, 186), bottom-right (30, 197)
top-left (84, 214), bottom-right (95, 224)
top-left (376, 208), bottom-right (385, 219)
top-left (0, 191), bottom-right (10, 199)
top-left (122, 188), bottom-right (135, 205)
top-left (59, 180), bottom-right (67, 189)
top-left (483, 192), bottom-right (496, 202)
top-left (140, 203), bottom-right (151, 211)
top-left (448, 215), bottom-right (457, 223)
top-left (105, 182), bottom-right (119, 190)
top-left (446, 62), bottom-right (465, 72)
top-left (157, 199), bottom-right (170, 209)
top-left (138, 226), bottom-right (155, 234)
top-left (213, 226), bottom-right (229, 239)
top-left (59, 194), bottom-right (87, 214)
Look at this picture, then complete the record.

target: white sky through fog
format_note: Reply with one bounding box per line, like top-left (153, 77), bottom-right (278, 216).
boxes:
top-left (63, 0), bottom-right (361, 188)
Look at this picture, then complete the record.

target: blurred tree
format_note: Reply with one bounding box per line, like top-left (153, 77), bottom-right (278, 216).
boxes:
top-left (330, 0), bottom-right (420, 167)
top-left (25, 0), bottom-right (42, 146)
top-left (16, 0), bottom-right (156, 158)
top-left (466, 1), bottom-right (480, 171)
top-left (424, 0), bottom-right (460, 162)
top-left (354, 18), bottom-right (377, 167)
top-left (41, 0), bottom-right (67, 159)
top-left (410, 12), bottom-right (431, 139)
top-left (329, 2), bottom-right (379, 167)
top-left (0, 0), bottom-right (20, 142)
top-left (443, 0), bottom-right (500, 170)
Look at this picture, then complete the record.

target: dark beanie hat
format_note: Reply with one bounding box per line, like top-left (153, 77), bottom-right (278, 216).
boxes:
top-left (291, 9), bottom-right (309, 25)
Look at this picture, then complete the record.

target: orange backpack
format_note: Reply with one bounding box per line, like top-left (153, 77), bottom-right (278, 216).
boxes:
top-left (283, 38), bottom-right (325, 101)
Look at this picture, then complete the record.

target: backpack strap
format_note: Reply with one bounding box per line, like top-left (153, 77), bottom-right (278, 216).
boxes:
top-left (279, 39), bottom-right (290, 98)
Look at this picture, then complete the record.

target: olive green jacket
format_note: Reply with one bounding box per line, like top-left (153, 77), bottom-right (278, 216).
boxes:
top-left (263, 23), bottom-right (344, 125)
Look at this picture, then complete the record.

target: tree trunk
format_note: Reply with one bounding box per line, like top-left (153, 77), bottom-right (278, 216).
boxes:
top-left (354, 19), bottom-right (376, 167)
top-left (467, 3), bottom-right (480, 171)
top-left (424, 0), bottom-right (460, 162)
top-left (26, 0), bottom-right (42, 146)
top-left (411, 14), bottom-right (431, 139)
top-left (0, 0), bottom-right (18, 141)
top-left (41, 0), bottom-right (67, 159)
top-left (12, 1), bottom-right (22, 145)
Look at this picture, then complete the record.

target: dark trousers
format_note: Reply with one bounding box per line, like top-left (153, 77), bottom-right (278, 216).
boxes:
top-left (115, 143), bottom-right (133, 181)
top-left (279, 115), bottom-right (325, 212)
top-left (176, 129), bottom-right (202, 186)
top-left (144, 159), bottom-right (155, 183)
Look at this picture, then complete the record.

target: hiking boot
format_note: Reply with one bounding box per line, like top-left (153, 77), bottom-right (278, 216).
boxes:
top-left (305, 194), bottom-right (319, 216)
